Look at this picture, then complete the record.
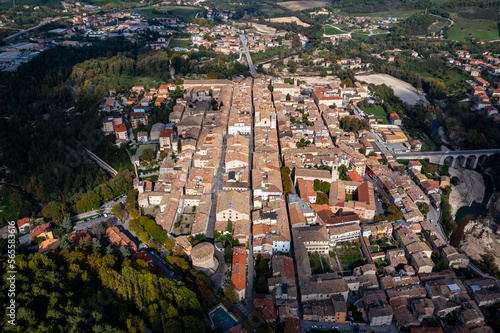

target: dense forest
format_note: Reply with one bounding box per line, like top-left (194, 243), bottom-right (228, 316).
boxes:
top-left (0, 251), bottom-right (205, 332)
top-left (0, 39), bottom-right (138, 225)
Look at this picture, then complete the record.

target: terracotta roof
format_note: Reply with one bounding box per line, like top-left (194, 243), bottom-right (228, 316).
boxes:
top-left (30, 223), bottom-right (52, 238)
top-left (105, 226), bottom-right (137, 253)
top-left (131, 250), bottom-right (153, 263)
top-left (347, 171), bottom-right (363, 182)
top-left (159, 128), bottom-right (173, 138)
top-left (231, 245), bottom-right (247, 292)
top-left (114, 124), bottom-right (127, 132)
top-left (390, 112), bottom-right (401, 120)
top-left (17, 217), bottom-right (30, 228)
top-left (70, 231), bottom-right (91, 246)
top-left (38, 239), bottom-right (59, 254)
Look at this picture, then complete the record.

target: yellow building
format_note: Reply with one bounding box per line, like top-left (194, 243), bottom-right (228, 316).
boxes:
top-left (381, 130), bottom-right (408, 143)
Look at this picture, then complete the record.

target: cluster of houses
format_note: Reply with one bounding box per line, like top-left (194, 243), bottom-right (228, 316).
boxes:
top-left (0, 217), bottom-right (158, 270)
top-left (101, 84), bottom-right (179, 145)
top-left (7, 71), bottom-right (500, 333)
top-left (188, 23), bottom-right (283, 55)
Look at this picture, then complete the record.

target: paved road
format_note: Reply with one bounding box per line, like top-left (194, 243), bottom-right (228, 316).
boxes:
top-left (205, 90), bottom-right (232, 240)
top-left (75, 216), bottom-right (118, 232)
top-left (427, 204), bottom-right (444, 239)
top-left (211, 247), bottom-right (227, 292)
top-left (240, 34), bottom-right (257, 76)
top-left (302, 320), bottom-right (398, 333)
top-left (243, 77), bottom-right (256, 313)
top-left (3, 17), bottom-right (60, 42)
top-left (71, 195), bottom-right (127, 221)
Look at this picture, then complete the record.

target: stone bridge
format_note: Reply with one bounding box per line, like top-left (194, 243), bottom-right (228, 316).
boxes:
top-left (393, 149), bottom-right (500, 169)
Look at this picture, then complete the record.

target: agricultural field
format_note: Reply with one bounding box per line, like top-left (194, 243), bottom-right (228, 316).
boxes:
top-left (90, 0), bottom-right (125, 8)
top-left (252, 47), bottom-right (288, 62)
top-left (447, 15), bottom-right (499, 42)
top-left (324, 26), bottom-right (343, 35)
top-left (254, 3), bottom-right (285, 15)
top-left (277, 0), bottom-right (332, 11)
top-left (337, 9), bottom-right (423, 19)
top-left (136, 5), bottom-right (202, 19)
top-left (268, 16), bottom-right (310, 27)
top-left (421, 70), bottom-right (470, 87)
top-left (169, 39), bottom-right (191, 48)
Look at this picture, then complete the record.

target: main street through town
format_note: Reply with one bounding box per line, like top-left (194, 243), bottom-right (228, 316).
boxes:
top-left (302, 320), bottom-right (399, 333)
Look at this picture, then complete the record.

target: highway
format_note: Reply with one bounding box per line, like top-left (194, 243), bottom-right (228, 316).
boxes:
top-left (3, 17), bottom-right (61, 42)
top-left (240, 34), bottom-right (257, 76)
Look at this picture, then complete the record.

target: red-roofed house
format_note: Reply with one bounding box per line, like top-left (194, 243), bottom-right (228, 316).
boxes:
top-left (106, 226), bottom-right (137, 253)
top-left (297, 178), bottom-right (317, 204)
top-left (114, 124), bottom-right (128, 140)
top-left (155, 97), bottom-right (166, 106)
top-left (70, 230), bottom-right (92, 246)
top-left (474, 77), bottom-right (490, 87)
top-left (231, 245), bottom-right (247, 301)
top-left (17, 217), bottom-right (30, 234)
top-left (132, 250), bottom-right (154, 264)
top-left (159, 128), bottom-right (174, 150)
top-left (284, 317), bottom-right (302, 333)
top-left (347, 171), bottom-right (363, 182)
top-left (389, 113), bottom-right (402, 126)
top-left (408, 160), bottom-right (422, 172)
top-left (254, 294), bottom-right (277, 324)
top-left (312, 88), bottom-right (343, 108)
top-left (30, 223), bottom-right (53, 240)
top-left (38, 239), bottom-right (59, 255)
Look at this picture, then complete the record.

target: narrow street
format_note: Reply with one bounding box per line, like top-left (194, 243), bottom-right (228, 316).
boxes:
top-left (244, 76), bottom-right (256, 313)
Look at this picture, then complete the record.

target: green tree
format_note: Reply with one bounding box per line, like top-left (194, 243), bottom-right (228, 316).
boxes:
top-left (358, 148), bottom-right (366, 155)
top-left (227, 219), bottom-right (233, 233)
top-left (119, 246), bottom-right (131, 257)
top-left (288, 60), bottom-right (297, 73)
top-left (140, 149), bottom-right (155, 161)
top-left (224, 284), bottom-right (237, 303)
top-left (315, 192), bottom-right (329, 204)
top-left (92, 238), bottom-right (102, 253)
top-left (418, 202), bottom-right (430, 216)
top-left (91, 222), bottom-right (106, 239)
top-left (313, 179), bottom-right (321, 191)
top-left (61, 216), bottom-right (72, 232)
top-left (338, 165), bottom-right (349, 181)
top-left (112, 204), bottom-right (125, 220)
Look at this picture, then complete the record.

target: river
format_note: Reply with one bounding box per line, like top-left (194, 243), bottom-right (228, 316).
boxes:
top-left (450, 170), bottom-right (494, 247)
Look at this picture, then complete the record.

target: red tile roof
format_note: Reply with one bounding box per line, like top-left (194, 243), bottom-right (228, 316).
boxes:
top-left (131, 250), bottom-right (153, 263)
top-left (70, 231), bottom-right (91, 246)
top-left (231, 245), bottom-right (247, 292)
top-left (313, 88), bottom-right (343, 101)
top-left (160, 128), bottom-right (173, 138)
top-left (30, 223), bottom-right (52, 238)
top-left (114, 124), bottom-right (127, 132)
top-left (347, 171), bottom-right (363, 182)
top-left (17, 217), bottom-right (30, 228)
top-left (284, 317), bottom-right (301, 333)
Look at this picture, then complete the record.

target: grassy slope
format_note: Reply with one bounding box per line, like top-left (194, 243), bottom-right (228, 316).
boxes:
top-left (324, 26), bottom-right (343, 35)
top-left (364, 105), bottom-right (386, 119)
top-left (135, 5), bottom-right (202, 19)
top-left (448, 14), bottom-right (499, 41)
